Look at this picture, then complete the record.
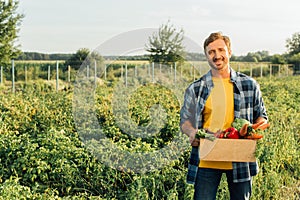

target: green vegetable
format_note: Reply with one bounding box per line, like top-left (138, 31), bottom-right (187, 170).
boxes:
top-left (232, 118), bottom-right (250, 131)
top-left (196, 129), bottom-right (215, 141)
top-left (196, 129), bottom-right (206, 139)
top-left (247, 125), bottom-right (254, 134)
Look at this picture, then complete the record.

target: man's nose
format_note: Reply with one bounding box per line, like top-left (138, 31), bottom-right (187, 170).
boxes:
top-left (213, 52), bottom-right (221, 61)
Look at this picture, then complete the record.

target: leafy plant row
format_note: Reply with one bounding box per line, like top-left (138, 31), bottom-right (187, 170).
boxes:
top-left (0, 76), bottom-right (299, 199)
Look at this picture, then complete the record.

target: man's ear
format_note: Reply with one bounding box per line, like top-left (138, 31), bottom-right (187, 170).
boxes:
top-left (228, 49), bottom-right (232, 58)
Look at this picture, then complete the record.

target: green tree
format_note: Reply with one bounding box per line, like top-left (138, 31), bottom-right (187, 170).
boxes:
top-left (65, 48), bottom-right (89, 70)
top-left (145, 21), bottom-right (186, 65)
top-left (243, 52), bottom-right (259, 62)
top-left (0, 0), bottom-right (24, 65)
top-left (286, 32), bottom-right (300, 55)
top-left (256, 50), bottom-right (271, 62)
top-left (287, 52), bottom-right (300, 65)
top-left (65, 48), bottom-right (103, 70)
top-left (270, 54), bottom-right (286, 64)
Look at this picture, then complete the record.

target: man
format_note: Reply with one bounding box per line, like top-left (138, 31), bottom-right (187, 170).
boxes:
top-left (180, 32), bottom-right (268, 200)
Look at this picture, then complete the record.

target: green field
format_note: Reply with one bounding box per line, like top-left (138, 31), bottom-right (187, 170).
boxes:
top-left (0, 66), bottom-right (299, 199)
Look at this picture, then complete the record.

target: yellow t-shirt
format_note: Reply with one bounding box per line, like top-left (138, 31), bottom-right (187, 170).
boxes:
top-left (199, 77), bottom-right (234, 169)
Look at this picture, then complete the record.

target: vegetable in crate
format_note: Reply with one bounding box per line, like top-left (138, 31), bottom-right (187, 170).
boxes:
top-left (196, 129), bottom-right (216, 141)
top-left (232, 118), bottom-right (270, 139)
top-left (244, 133), bottom-right (263, 139)
top-left (232, 118), bottom-right (250, 132)
top-left (222, 127), bottom-right (239, 139)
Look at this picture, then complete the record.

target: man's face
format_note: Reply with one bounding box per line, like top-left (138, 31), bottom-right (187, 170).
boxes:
top-left (205, 39), bottom-right (231, 72)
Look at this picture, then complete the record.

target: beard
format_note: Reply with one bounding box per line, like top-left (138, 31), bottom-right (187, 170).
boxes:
top-left (209, 58), bottom-right (227, 71)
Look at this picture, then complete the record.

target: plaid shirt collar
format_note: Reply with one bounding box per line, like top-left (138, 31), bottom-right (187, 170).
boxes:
top-left (200, 67), bottom-right (239, 88)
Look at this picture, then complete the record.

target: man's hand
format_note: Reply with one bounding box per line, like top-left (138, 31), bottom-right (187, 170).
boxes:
top-left (253, 117), bottom-right (270, 130)
top-left (189, 132), bottom-right (200, 146)
top-left (181, 121), bottom-right (199, 146)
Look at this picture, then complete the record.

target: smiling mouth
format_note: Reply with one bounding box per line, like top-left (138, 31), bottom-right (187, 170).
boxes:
top-left (214, 61), bottom-right (222, 66)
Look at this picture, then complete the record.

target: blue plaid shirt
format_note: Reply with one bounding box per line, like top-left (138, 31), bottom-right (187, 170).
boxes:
top-left (180, 68), bottom-right (268, 184)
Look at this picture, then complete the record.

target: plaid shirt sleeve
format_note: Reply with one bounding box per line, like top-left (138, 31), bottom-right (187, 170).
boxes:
top-left (253, 81), bottom-right (268, 121)
top-left (180, 72), bottom-right (212, 130)
top-left (180, 84), bottom-right (198, 129)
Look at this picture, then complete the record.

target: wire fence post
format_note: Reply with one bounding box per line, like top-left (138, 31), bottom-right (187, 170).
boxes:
top-left (48, 65), bottom-right (51, 81)
top-left (104, 64), bottom-right (107, 80)
top-left (0, 66), bottom-right (3, 85)
top-left (174, 62), bottom-right (177, 85)
top-left (180, 64), bottom-right (182, 78)
top-left (94, 60), bottom-right (97, 87)
top-left (148, 63), bottom-right (151, 77)
top-left (152, 62), bottom-right (154, 83)
top-left (12, 60), bottom-right (15, 93)
top-left (121, 64), bottom-right (123, 79)
top-left (159, 63), bottom-right (162, 74)
top-left (125, 62), bottom-right (128, 87)
top-left (193, 65), bottom-right (195, 81)
top-left (56, 61), bottom-right (59, 91)
top-left (68, 65), bottom-right (71, 83)
top-left (24, 65), bottom-right (27, 84)
top-left (87, 65), bottom-right (89, 78)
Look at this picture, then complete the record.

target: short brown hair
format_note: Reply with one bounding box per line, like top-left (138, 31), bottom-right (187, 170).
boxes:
top-left (203, 32), bottom-right (231, 53)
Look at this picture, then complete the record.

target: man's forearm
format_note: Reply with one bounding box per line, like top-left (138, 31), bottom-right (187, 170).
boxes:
top-left (255, 116), bottom-right (267, 124)
top-left (181, 120), bottom-right (201, 146)
top-left (181, 120), bottom-right (197, 137)
top-left (253, 116), bottom-right (268, 130)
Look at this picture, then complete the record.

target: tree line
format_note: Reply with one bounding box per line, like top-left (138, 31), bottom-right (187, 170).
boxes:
top-left (14, 49), bottom-right (300, 66)
top-left (16, 52), bottom-right (73, 61)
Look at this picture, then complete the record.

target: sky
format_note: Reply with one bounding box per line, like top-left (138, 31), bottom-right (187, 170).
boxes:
top-left (17, 0), bottom-right (300, 56)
